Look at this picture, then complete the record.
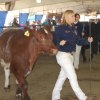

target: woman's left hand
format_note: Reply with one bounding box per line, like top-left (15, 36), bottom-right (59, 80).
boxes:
top-left (88, 37), bottom-right (93, 43)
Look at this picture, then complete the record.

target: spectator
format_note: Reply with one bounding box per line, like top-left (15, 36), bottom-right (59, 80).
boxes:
top-left (12, 17), bottom-right (20, 27)
top-left (73, 13), bottom-right (86, 69)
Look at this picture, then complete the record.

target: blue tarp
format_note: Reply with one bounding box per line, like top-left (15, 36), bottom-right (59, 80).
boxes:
top-left (35, 15), bottom-right (43, 22)
top-left (19, 13), bottom-right (29, 25)
top-left (0, 11), bottom-right (7, 32)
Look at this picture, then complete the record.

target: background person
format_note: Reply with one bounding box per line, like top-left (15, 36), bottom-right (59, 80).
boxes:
top-left (12, 17), bottom-right (20, 27)
top-left (73, 13), bottom-right (86, 69)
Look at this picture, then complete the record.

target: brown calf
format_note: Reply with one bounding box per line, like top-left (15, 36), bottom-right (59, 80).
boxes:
top-left (0, 25), bottom-right (57, 100)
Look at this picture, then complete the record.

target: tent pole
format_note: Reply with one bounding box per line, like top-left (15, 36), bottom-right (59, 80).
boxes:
top-left (88, 20), bottom-right (96, 98)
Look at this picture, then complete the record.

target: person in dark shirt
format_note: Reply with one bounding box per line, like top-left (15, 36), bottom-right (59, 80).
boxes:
top-left (52, 10), bottom-right (94, 100)
top-left (97, 19), bottom-right (100, 52)
top-left (12, 17), bottom-right (20, 27)
top-left (85, 20), bottom-right (99, 61)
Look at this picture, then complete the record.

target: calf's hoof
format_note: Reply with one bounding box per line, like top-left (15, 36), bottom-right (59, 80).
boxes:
top-left (16, 95), bottom-right (22, 100)
top-left (16, 88), bottom-right (22, 100)
top-left (4, 85), bottom-right (10, 91)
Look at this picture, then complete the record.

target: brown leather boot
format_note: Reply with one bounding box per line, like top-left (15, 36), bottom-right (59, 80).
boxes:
top-left (86, 96), bottom-right (94, 100)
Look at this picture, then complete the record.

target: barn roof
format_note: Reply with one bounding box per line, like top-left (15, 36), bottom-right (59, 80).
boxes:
top-left (0, 0), bottom-right (100, 15)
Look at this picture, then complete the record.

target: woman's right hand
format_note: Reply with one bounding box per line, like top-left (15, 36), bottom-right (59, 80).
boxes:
top-left (88, 37), bottom-right (93, 43)
top-left (60, 40), bottom-right (67, 46)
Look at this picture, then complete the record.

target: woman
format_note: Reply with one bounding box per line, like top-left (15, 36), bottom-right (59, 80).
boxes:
top-left (52, 10), bottom-right (94, 100)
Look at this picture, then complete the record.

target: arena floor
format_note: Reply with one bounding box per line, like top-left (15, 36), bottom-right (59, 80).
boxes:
top-left (0, 50), bottom-right (100, 100)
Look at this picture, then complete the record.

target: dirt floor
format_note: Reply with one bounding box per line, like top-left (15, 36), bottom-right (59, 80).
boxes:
top-left (0, 50), bottom-right (100, 100)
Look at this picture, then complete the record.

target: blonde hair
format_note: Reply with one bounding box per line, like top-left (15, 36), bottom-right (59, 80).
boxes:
top-left (61, 10), bottom-right (74, 25)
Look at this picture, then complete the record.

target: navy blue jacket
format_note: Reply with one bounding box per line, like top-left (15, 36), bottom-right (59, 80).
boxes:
top-left (74, 21), bottom-right (83, 37)
top-left (53, 25), bottom-right (88, 52)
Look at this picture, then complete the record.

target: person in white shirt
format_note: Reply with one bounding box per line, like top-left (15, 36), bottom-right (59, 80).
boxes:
top-left (73, 13), bottom-right (85, 69)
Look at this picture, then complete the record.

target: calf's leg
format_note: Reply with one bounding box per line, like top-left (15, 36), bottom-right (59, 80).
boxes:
top-left (14, 73), bottom-right (30, 100)
top-left (16, 83), bottom-right (30, 100)
top-left (4, 67), bottom-right (10, 89)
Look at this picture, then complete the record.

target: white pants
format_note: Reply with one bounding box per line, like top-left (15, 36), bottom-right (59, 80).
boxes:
top-left (52, 51), bottom-right (87, 100)
top-left (74, 44), bottom-right (82, 69)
